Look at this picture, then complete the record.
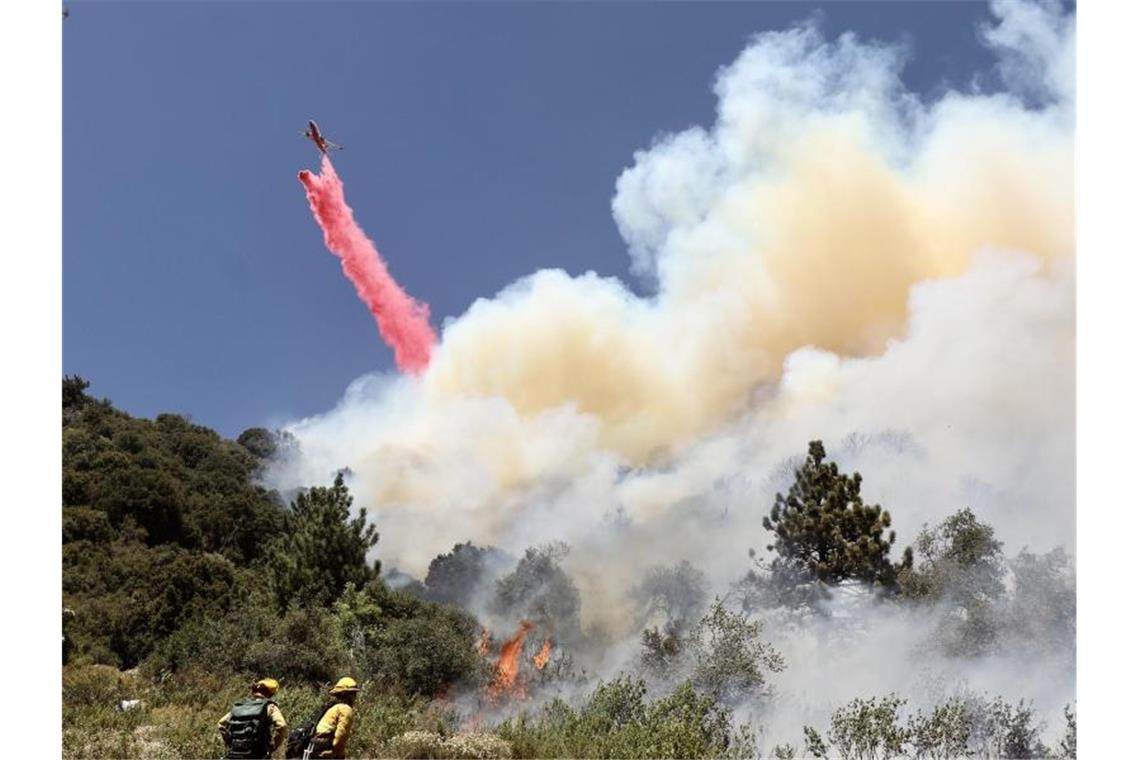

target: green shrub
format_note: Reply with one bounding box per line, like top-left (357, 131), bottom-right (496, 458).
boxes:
top-left (65, 543), bottom-right (244, 669)
top-left (385, 730), bottom-right (514, 759)
top-left (798, 692), bottom-right (1057, 759)
top-left (143, 597), bottom-right (350, 683)
top-left (335, 582), bottom-right (486, 697)
top-left (63, 507), bottom-right (114, 544)
top-left (495, 676), bottom-right (755, 759)
top-left (386, 730), bottom-right (448, 758)
top-left (825, 694), bottom-right (908, 759)
top-left (370, 614), bottom-right (484, 697)
top-left (442, 733), bottom-right (514, 759)
top-left (686, 598), bottom-right (785, 704)
top-left (243, 605), bottom-right (348, 682)
top-left (906, 696), bottom-right (970, 757)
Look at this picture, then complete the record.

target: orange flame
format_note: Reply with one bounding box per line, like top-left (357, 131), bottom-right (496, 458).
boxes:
top-left (533, 635), bottom-right (553, 670)
top-left (489, 621), bottom-right (534, 699)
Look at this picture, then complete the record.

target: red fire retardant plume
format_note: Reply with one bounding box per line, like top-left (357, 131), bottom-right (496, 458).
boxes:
top-left (298, 156), bottom-right (436, 373)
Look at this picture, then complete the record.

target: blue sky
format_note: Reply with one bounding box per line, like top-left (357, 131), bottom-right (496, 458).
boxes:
top-left (64, 1), bottom-right (1001, 438)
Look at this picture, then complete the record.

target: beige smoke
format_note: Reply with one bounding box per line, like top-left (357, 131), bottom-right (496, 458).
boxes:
top-left (264, 7), bottom-right (1074, 741)
top-left (421, 18), bottom-right (1072, 464)
top-left (267, 0), bottom-right (1074, 584)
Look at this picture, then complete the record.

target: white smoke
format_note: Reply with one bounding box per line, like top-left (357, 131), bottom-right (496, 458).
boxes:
top-left (265, 0), bottom-right (1074, 748)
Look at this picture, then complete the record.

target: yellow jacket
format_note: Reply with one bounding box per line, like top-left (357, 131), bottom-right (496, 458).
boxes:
top-left (218, 702), bottom-right (287, 756)
top-left (312, 702), bottom-right (354, 758)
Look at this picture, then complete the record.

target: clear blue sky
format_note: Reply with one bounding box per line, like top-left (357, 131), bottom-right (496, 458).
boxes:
top-left (64, 1), bottom-right (1001, 439)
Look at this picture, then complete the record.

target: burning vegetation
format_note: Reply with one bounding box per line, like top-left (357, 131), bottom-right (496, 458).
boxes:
top-left (481, 623), bottom-right (556, 705)
top-left (422, 441), bottom-right (1074, 754)
top-left (488, 621), bottom-right (535, 701)
top-left (533, 635), bottom-right (553, 670)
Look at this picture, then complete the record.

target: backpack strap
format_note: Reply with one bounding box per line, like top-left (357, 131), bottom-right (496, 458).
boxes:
top-left (311, 700), bottom-right (338, 731)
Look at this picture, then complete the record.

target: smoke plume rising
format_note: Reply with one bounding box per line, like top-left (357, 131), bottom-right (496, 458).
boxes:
top-left (298, 156), bottom-right (436, 373)
top-left (270, 0), bottom-right (1074, 748)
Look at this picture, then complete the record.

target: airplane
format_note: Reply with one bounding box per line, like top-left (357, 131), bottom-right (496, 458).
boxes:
top-left (302, 120), bottom-right (342, 155)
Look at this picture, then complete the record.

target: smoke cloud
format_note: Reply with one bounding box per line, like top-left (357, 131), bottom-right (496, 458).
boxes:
top-left (298, 156), bottom-right (436, 373)
top-left (269, 0), bottom-right (1073, 747)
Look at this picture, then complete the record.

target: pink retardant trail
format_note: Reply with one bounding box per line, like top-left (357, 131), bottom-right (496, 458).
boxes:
top-left (298, 155), bottom-right (436, 374)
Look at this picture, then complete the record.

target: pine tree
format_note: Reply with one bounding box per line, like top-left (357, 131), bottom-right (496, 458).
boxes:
top-left (266, 472), bottom-right (380, 609)
top-left (762, 441), bottom-right (911, 592)
top-left (62, 375), bottom-right (91, 410)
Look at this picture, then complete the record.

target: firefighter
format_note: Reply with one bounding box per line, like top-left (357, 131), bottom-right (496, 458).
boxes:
top-left (218, 678), bottom-right (288, 759)
top-left (303, 677), bottom-right (360, 759)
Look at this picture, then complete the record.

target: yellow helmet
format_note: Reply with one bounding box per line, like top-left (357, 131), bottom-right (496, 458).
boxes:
top-left (254, 678), bottom-right (280, 697)
top-left (330, 676), bottom-right (361, 695)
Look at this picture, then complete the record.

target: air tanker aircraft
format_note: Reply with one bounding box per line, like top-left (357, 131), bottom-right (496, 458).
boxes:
top-left (302, 121), bottom-right (342, 155)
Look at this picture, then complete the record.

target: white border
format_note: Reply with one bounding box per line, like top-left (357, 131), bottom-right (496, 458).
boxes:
top-left (1076, 0), bottom-right (1140, 755)
top-left (0, 0), bottom-right (63, 735)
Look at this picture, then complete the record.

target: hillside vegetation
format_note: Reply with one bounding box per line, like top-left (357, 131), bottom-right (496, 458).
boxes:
top-left (63, 376), bottom-right (487, 756)
top-left (61, 377), bottom-right (1075, 758)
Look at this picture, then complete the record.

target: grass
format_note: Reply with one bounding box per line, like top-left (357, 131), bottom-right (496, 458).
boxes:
top-left (63, 664), bottom-right (467, 759)
top-left (62, 665), bottom-right (755, 759)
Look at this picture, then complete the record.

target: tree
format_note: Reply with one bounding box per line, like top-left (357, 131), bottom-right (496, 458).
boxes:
top-left (63, 375), bottom-right (91, 411)
top-left (236, 427), bottom-right (299, 466)
top-left (977, 697), bottom-right (1048, 759)
top-left (265, 472), bottom-right (380, 609)
top-left (333, 581), bottom-right (485, 697)
top-left (62, 386), bottom-right (286, 559)
top-left (493, 543), bottom-right (582, 644)
top-left (63, 507), bottom-right (114, 544)
top-left (634, 560), bottom-right (710, 638)
top-left (1005, 547), bottom-right (1075, 656)
top-left (761, 441), bottom-right (911, 595)
top-left (424, 541), bottom-right (512, 608)
top-left (371, 613), bottom-right (485, 697)
top-left (64, 538), bottom-right (242, 668)
top-left (643, 681), bottom-right (754, 759)
top-left (906, 697), bottom-right (971, 758)
top-left (899, 509), bottom-right (1006, 656)
top-left (825, 694), bottom-right (908, 760)
top-left (642, 597), bottom-right (784, 704)
top-left (91, 466), bottom-right (189, 547)
top-left (802, 695), bottom-right (922, 760)
top-left (1057, 704), bottom-right (1076, 759)
top-left (641, 627), bottom-right (684, 675)
top-left (901, 508), bottom-right (1005, 602)
top-left (684, 599), bottom-right (784, 705)
top-left (236, 427), bottom-right (278, 460)
top-left (145, 590), bottom-right (349, 682)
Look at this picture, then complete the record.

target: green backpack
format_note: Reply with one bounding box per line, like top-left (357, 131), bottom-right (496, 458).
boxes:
top-left (225, 697), bottom-right (275, 759)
